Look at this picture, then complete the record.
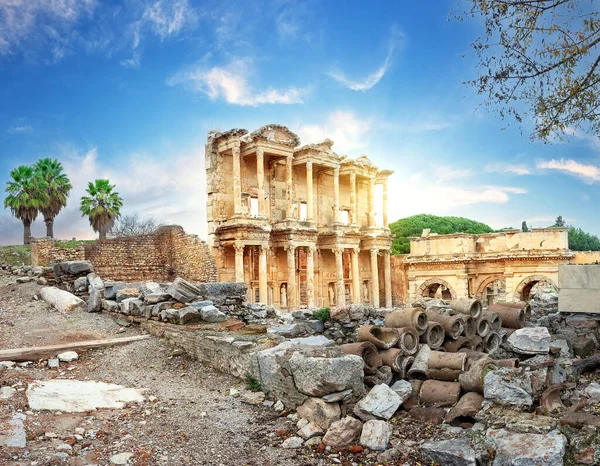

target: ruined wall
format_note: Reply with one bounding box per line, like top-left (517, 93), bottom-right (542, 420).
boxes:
top-left (570, 251), bottom-right (600, 264)
top-left (31, 239), bottom-right (86, 267)
top-left (558, 264), bottom-right (600, 313)
top-left (390, 254), bottom-right (408, 305)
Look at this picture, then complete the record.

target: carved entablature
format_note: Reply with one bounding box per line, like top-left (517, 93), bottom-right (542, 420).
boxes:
top-left (317, 232), bottom-right (361, 250)
top-left (209, 128), bottom-right (248, 141)
top-left (215, 223), bottom-right (271, 244)
top-left (293, 139), bottom-right (343, 169)
top-left (271, 230), bottom-right (319, 248)
top-left (360, 234), bottom-right (393, 251)
top-left (340, 155), bottom-right (379, 178)
top-left (376, 169), bottom-right (394, 182)
top-left (248, 124), bottom-right (300, 148)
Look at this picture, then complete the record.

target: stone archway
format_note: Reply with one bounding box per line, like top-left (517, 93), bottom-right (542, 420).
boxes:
top-left (418, 278), bottom-right (456, 300)
top-left (514, 275), bottom-right (556, 301)
top-left (476, 276), bottom-right (506, 306)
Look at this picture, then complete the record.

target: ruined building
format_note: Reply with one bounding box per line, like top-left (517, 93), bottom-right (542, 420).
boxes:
top-left (205, 125), bottom-right (393, 309)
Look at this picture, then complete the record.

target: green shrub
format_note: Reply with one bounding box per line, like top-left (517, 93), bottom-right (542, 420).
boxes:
top-left (245, 372), bottom-right (262, 391)
top-left (313, 307), bottom-right (331, 322)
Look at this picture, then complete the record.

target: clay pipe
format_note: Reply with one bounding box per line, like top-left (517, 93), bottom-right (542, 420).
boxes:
top-left (458, 358), bottom-right (498, 394)
top-left (450, 298), bottom-right (483, 319)
top-left (487, 304), bottom-right (525, 329)
top-left (461, 315), bottom-right (476, 339)
top-left (484, 332), bottom-right (501, 353)
top-left (384, 308), bottom-right (428, 335)
top-left (419, 322), bottom-right (445, 349)
top-left (443, 336), bottom-right (471, 353)
top-left (419, 380), bottom-right (461, 407)
top-left (475, 316), bottom-right (491, 338)
top-left (481, 311), bottom-right (502, 332)
top-left (378, 348), bottom-right (405, 373)
top-left (428, 350), bottom-right (467, 371)
top-left (426, 368), bottom-right (461, 381)
top-left (340, 341), bottom-right (382, 374)
top-left (407, 344), bottom-right (431, 380)
top-left (396, 327), bottom-right (419, 355)
top-left (357, 325), bottom-right (400, 350)
top-left (426, 311), bottom-right (464, 339)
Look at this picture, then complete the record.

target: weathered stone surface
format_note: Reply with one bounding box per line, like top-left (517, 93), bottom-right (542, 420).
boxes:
top-left (200, 305), bottom-right (227, 322)
top-left (167, 277), bottom-right (202, 303)
top-left (57, 351), bottom-right (78, 362)
top-left (241, 390), bottom-right (265, 405)
top-left (322, 416), bottom-right (363, 448)
top-left (421, 438), bottom-right (476, 466)
top-left (354, 384), bottom-right (401, 421)
top-left (0, 412), bottom-right (26, 448)
top-left (297, 421), bottom-right (323, 440)
top-left (484, 368), bottom-right (533, 407)
top-left (486, 428), bottom-right (566, 466)
top-left (198, 282), bottom-right (247, 306)
top-left (74, 277), bottom-right (88, 292)
top-left (508, 327), bottom-right (551, 355)
top-left (289, 350), bottom-right (364, 398)
top-left (390, 380), bottom-right (412, 405)
top-left (0, 386), bottom-right (16, 399)
top-left (281, 436), bottom-right (303, 449)
top-left (584, 382), bottom-right (600, 402)
top-left (120, 298), bottom-right (146, 317)
top-left (144, 292), bottom-right (171, 305)
top-left (141, 281), bottom-right (164, 296)
top-left (296, 397), bottom-right (341, 430)
top-left (116, 288), bottom-right (141, 303)
top-left (360, 420), bottom-right (392, 451)
top-left (322, 389), bottom-right (353, 403)
top-left (103, 300), bottom-right (119, 313)
top-left (52, 260), bottom-right (93, 277)
top-left (40, 287), bottom-right (85, 313)
top-left (189, 300), bottom-right (214, 309)
top-left (87, 286), bottom-right (104, 313)
top-left (165, 306), bottom-right (202, 325)
top-left (268, 323), bottom-right (306, 338)
top-left (571, 336), bottom-right (596, 357)
top-left (110, 452), bottom-right (134, 465)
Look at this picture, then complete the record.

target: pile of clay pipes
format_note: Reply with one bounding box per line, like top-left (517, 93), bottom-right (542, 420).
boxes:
top-left (340, 298), bottom-right (531, 416)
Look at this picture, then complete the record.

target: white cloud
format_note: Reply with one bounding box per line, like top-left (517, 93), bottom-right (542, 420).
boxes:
top-left (485, 163), bottom-right (531, 176)
top-left (296, 111), bottom-right (371, 153)
top-left (6, 125), bottom-right (33, 134)
top-left (328, 26), bottom-right (404, 92)
top-left (433, 166), bottom-right (473, 182)
top-left (142, 0), bottom-right (197, 40)
top-left (537, 158), bottom-right (600, 183)
top-left (167, 58), bottom-right (309, 106)
top-left (563, 127), bottom-right (600, 151)
top-left (120, 52), bottom-right (141, 69)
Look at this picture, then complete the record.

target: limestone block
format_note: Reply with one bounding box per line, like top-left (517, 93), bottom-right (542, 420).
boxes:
top-left (360, 420), bottom-right (391, 451)
top-left (486, 428), bottom-right (566, 466)
top-left (87, 286), bottom-right (104, 313)
top-left (119, 298), bottom-right (145, 317)
top-left (420, 437), bottom-right (477, 466)
top-left (484, 368), bottom-right (533, 408)
top-left (116, 288), bottom-right (141, 303)
top-left (52, 261), bottom-right (93, 278)
top-left (296, 397), bottom-right (341, 430)
top-left (40, 287), bottom-right (84, 313)
top-left (353, 384), bottom-right (402, 421)
top-left (167, 277), bottom-right (202, 303)
top-left (322, 416), bottom-right (363, 447)
top-left (508, 327), bottom-right (551, 355)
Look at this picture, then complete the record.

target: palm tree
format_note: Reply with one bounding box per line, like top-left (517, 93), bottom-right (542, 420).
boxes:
top-left (80, 179), bottom-right (123, 241)
top-left (34, 158), bottom-right (72, 238)
top-left (4, 165), bottom-right (47, 244)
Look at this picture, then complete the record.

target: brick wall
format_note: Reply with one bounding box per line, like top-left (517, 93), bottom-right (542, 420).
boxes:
top-left (31, 225), bottom-right (217, 283)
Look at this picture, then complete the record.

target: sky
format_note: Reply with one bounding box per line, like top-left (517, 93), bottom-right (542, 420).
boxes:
top-left (1, 0), bottom-right (599, 246)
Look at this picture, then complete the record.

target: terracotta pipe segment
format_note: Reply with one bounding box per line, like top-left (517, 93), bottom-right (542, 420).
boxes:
top-left (470, 335), bottom-right (485, 352)
top-left (379, 348), bottom-right (405, 373)
top-left (502, 327), bottom-right (517, 338)
top-left (403, 380), bottom-right (423, 410)
top-left (426, 368), bottom-right (461, 382)
top-left (398, 356), bottom-right (414, 380)
top-left (407, 344), bottom-right (431, 380)
top-left (396, 327), bottom-right (419, 356)
top-left (450, 298), bottom-right (483, 319)
top-left (494, 358), bottom-right (520, 368)
top-left (445, 392), bottom-right (484, 425)
top-left (364, 365), bottom-right (393, 386)
top-left (458, 358), bottom-right (498, 394)
top-left (419, 322), bottom-right (445, 349)
top-left (487, 304), bottom-right (525, 329)
top-left (461, 316), bottom-right (476, 339)
top-left (475, 316), bottom-right (491, 338)
top-left (443, 336), bottom-right (471, 353)
top-left (419, 380), bottom-right (461, 407)
top-left (484, 332), bottom-right (501, 353)
top-left (482, 311), bottom-right (502, 332)
top-left (357, 325), bottom-right (400, 350)
top-left (340, 342), bottom-right (382, 375)
top-left (428, 350), bottom-right (467, 371)
top-left (494, 301), bottom-right (532, 320)
top-left (457, 349), bottom-right (488, 370)
top-left (384, 308), bottom-right (428, 335)
top-left (426, 311), bottom-right (464, 339)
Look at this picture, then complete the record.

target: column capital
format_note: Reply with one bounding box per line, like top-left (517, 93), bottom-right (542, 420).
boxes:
top-left (370, 247), bottom-right (379, 255)
top-left (351, 246), bottom-right (360, 254)
top-left (259, 244), bottom-right (270, 254)
top-left (333, 166), bottom-right (340, 176)
top-left (256, 146), bottom-right (264, 157)
top-left (306, 160), bottom-right (313, 170)
top-left (332, 247), bottom-right (344, 256)
top-left (232, 145), bottom-right (240, 156)
top-left (234, 242), bottom-right (245, 253)
top-left (306, 245), bottom-right (317, 254)
top-left (285, 244), bottom-right (297, 253)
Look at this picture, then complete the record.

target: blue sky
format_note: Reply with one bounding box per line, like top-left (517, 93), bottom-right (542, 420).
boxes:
top-left (1, 0), bottom-right (599, 245)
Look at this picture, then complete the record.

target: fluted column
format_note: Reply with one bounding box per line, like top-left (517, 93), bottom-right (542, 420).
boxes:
top-left (258, 245), bottom-right (268, 304)
top-left (350, 172), bottom-right (357, 225)
top-left (256, 147), bottom-right (265, 217)
top-left (383, 250), bottom-right (392, 308)
top-left (368, 177), bottom-right (376, 227)
top-left (286, 245), bottom-right (297, 309)
top-left (382, 179), bottom-right (389, 227)
top-left (232, 144), bottom-right (242, 216)
top-left (234, 242), bottom-right (244, 283)
top-left (351, 247), bottom-right (360, 304)
top-left (333, 167), bottom-right (340, 224)
top-left (286, 155), bottom-right (294, 219)
top-left (306, 161), bottom-right (314, 221)
top-left (306, 246), bottom-right (315, 308)
top-left (333, 247), bottom-right (345, 307)
top-left (370, 248), bottom-right (379, 308)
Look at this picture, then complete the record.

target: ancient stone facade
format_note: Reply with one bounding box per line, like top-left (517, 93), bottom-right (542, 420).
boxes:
top-left (392, 228), bottom-right (576, 304)
top-left (205, 125), bottom-right (394, 309)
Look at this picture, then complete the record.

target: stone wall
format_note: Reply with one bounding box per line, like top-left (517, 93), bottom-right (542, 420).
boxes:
top-left (558, 264), bottom-right (600, 313)
top-left (390, 254), bottom-right (408, 306)
top-left (31, 239), bottom-right (85, 267)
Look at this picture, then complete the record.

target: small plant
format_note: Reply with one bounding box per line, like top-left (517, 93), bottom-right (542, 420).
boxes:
top-left (313, 307), bottom-right (331, 322)
top-left (245, 372), bottom-right (262, 391)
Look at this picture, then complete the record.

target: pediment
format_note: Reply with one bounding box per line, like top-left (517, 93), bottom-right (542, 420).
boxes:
top-left (250, 124), bottom-right (300, 147)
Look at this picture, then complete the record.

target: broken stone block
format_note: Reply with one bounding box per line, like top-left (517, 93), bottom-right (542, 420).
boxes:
top-left (484, 368), bottom-right (533, 408)
top-left (297, 421), bottom-right (323, 440)
top-left (584, 382), bottom-right (600, 402)
top-left (119, 298), bottom-right (145, 316)
top-left (321, 389), bottom-right (353, 403)
top-left (189, 300), bottom-right (214, 310)
top-left (322, 416), bottom-right (363, 448)
top-left (144, 292), bottom-right (171, 305)
top-left (296, 397), bottom-right (341, 430)
top-left (165, 306), bottom-right (202, 325)
top-left (74, 277), bottom-right (88, 292)
top-left (0, 387), bottom-right (16, 399)
top-left (103, 300), bottom-right (119, 313)
top-left (167, 277), bottom-right (202, 303)
top-left (390, 380), bottom-right (412, 406)
top-left (354, 384), bottom-right (402, 421)
top-left (0, 412), bottom-right (26, 448)
top-left (40, 287), bottom-right (85, 313)
top-left (360, 419), bottom-right (392, 451)
top-left (109, 452), bottom-right (134, 465)
top-left (421, 437), bottom-right (476, 466)
top-left (52, 261), bottom-right (93, 278)
top-left (570, 336), bottom-right (596, 358)
top-left (241, 390), bottom-right (265, 405)
top-left (507, 327), bottom-right (551, 355)
top-left (486, 428), bottom-right (566, 466)
top-left (116, 288), bottom-right (141, 303)
top-left (141, 281), bottom-right (164, 296)
top-left (57, 351), bottom-right (78, 362)
top-left (281, 436), bottom-right (303, 449)
top-left (200, 305), bottom-right (227, 323)
top-left (87, 286), bottom-right (104, 313)
top-left (47, 359), bottom-right (60, 368)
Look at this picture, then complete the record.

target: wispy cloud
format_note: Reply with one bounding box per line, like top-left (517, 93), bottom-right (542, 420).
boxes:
top-left (167, 58), bottom-right (309, 106)
top-left (537, 158), bottom-right (600, 183)
top-left (6, 125), bottom-right (33, 135)
top-left (328, 26), bottom-right (404, 91)
top-left (433, 166), bottom-right (473, 182)
top-left (296, 110), bottom-right (371, 153)
top-left (485, 162), bottom-right (531, 176)
top-left (142, 0), bottom-right (197, 40)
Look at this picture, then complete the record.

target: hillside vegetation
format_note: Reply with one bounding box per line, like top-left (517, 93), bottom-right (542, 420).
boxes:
top-left (389, 214), bottom-right (495, 254)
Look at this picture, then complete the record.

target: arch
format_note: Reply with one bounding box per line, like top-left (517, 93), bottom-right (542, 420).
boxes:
top-left (418, 278), bottom-right (456, 300)
top-left (475, 276), bottom-right (506, 306)
top-left (514, 274), bottom-right (557, 301)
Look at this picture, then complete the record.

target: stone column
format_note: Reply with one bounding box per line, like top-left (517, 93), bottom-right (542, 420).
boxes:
top-left (286, 155), bottom-right (294, 220)
top-left (256, 147), bottom-right (265, 216)
top-left (383, 250), bottom-right (392, 308)
top-left (368, 177), bottom-right (376, 228)
top-left (370, 248), bottom-right (380, 308)
top-left (306, 246), bottom-right (315, 308)
top-left (333, 167), bottom-right (340, 224)
top-left (333, 247), bottom-right (346, 307)
top-left (286, 245), bottom-right (296, 309)
top-left (234, 242), bottom-right (244, 283)
top-left (351, 247), bottom-right (360, 304)
top-left (382, 178), bottom-right (389, 227)
top-left (258, 245), bottom-right (268, 304)
top-left (350, 172), bottom-right (357, 225)
top-left (232, 143), bottom-right (242, 216)
top-left (306, 161), bottom-right (314, 221)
